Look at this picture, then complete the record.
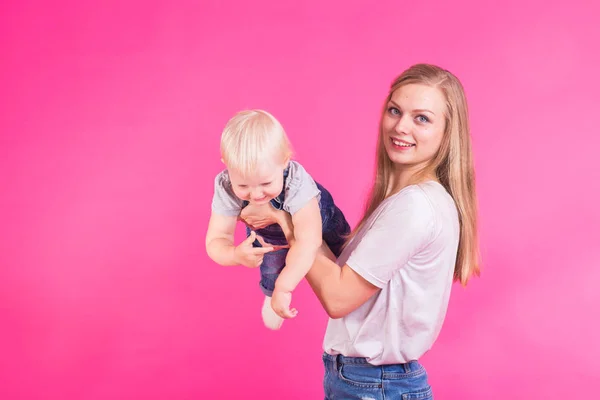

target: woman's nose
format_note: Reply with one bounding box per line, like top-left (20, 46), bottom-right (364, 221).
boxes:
top-left (395, 116), bottom-right (410, 135)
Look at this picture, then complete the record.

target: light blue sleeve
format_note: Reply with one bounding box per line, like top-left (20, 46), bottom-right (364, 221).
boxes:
top-left (282, 161), bottom-right (321, 215)
top-left (211, 170), bottom-right (243, 216)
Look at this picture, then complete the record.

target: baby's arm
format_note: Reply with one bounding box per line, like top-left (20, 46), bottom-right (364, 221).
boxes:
top-left (274, 197), bottom-right (322, 293)
top-left (206, 212), bottom-right (274, 267)
top-left (205, 213), bottom-right (240, 266)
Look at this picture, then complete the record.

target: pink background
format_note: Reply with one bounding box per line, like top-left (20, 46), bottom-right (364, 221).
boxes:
top-left (1, 1), bottom-right (599, 399)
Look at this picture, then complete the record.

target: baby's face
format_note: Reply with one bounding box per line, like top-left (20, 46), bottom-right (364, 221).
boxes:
top-left (228, 160), bottom-right (287, 205)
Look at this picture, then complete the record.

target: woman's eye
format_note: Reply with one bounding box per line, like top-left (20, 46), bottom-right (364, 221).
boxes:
top-left (388, 107), bottom-right (400, 116)
top-left (416, 115), bottom-right (429, 123)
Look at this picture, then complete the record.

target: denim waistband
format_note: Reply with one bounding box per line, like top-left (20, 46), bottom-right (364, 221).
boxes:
top-left (322, 352), bottom-right (421, 372)
top-left (323, 353), bottom-right (372, 365)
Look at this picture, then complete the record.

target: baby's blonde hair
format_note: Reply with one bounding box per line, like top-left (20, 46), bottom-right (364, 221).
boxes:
top-left (220, 110), bottom-right (293, 175)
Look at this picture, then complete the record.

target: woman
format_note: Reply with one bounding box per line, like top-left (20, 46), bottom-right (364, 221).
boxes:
top-left (242, 63), bottom-right (479, 399)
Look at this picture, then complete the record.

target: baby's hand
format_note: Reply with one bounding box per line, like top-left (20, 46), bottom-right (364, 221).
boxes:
top-left (271, 289), bottom-right (298, 319)
top-left (234, 231), bottom-right (275, 268)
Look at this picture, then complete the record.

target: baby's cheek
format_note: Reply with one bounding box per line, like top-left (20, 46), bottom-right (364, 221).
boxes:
top-left (267, 188), bottom-right (281, 198)
top-left (233, 189), bottom-right (248, 200)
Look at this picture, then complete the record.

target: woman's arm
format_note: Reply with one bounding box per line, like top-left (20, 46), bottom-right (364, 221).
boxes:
top-left (307, 251), bottom-right (379, 319)
top-left (275, 197), bottom-right (322, 293)
top-left (247, 188), bottom-right (436, 320)
top-left (275, 211), bottom-right (379, 319)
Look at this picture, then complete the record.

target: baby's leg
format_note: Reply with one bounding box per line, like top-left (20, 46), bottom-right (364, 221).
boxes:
top-left (316, 184), bottom-right (351, 258)
top-left (322, 207), bottom-right (351, 257)
top-left (261, 295), bottom-right (283, 330)
top-left (257, 247), bottom-right (289, 330)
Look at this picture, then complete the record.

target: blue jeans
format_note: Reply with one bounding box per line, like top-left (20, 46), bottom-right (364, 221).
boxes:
top-left (247, 182), bottom-right (350, 296)
top-left (322, 353), bottom-right (433, 400)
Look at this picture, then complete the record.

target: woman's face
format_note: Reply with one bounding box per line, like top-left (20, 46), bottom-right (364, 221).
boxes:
top-left (381, 84), bottom-right (447, 170)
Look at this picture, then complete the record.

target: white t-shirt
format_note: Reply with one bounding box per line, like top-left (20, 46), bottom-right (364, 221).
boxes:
top-left (323, 181), bottom-right (460, 365)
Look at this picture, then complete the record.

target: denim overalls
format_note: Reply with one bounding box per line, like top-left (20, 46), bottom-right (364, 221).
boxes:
top-left (242, 167), bottom-right (350, 296)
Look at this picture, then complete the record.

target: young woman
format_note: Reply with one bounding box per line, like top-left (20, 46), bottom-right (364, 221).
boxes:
top-left (242, 63), bottom-right (480, 399)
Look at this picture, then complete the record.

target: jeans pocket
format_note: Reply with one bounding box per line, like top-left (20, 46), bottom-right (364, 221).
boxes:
top-left (401, 386), bottom-right (433, 400)
top-left (338, 364), bottom-right (382, 388)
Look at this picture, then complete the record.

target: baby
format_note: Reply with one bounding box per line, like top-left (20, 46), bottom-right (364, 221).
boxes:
top-left (205, 110), bottom-right (350, 329)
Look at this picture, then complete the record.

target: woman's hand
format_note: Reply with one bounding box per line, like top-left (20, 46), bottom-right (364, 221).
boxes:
top-left (240, 202), bottom-right (285, 230)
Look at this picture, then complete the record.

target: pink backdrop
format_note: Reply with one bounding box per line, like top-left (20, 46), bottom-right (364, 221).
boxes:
top-left (1, 1), bottom-right (598, 399)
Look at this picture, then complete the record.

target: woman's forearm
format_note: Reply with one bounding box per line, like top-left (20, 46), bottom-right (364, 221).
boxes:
top-left (274, 208), bottom-right (376, 318)
top-left (276, 240), bottom-right (319, 292)
top-left (279, 217), bottom-right (346, 317)
top-left (304, 246), bottom-right (347, 317)
top-left (274, 210), bottom-right (295, 242)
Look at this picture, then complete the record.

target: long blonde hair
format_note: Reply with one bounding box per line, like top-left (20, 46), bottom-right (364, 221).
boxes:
top-left (352, 64), bottom-right (480, 285)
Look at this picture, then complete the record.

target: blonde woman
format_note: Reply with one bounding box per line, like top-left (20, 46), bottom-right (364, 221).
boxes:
top-left (241, 64), bottom-right (480, 399)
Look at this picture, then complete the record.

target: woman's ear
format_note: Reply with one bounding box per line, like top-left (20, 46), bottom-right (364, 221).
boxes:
top-left (220, 158), bottom-right (225, 164)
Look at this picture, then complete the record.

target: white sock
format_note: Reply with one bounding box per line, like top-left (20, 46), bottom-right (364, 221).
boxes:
top-left (261, 295), bottom-right (284, 330)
